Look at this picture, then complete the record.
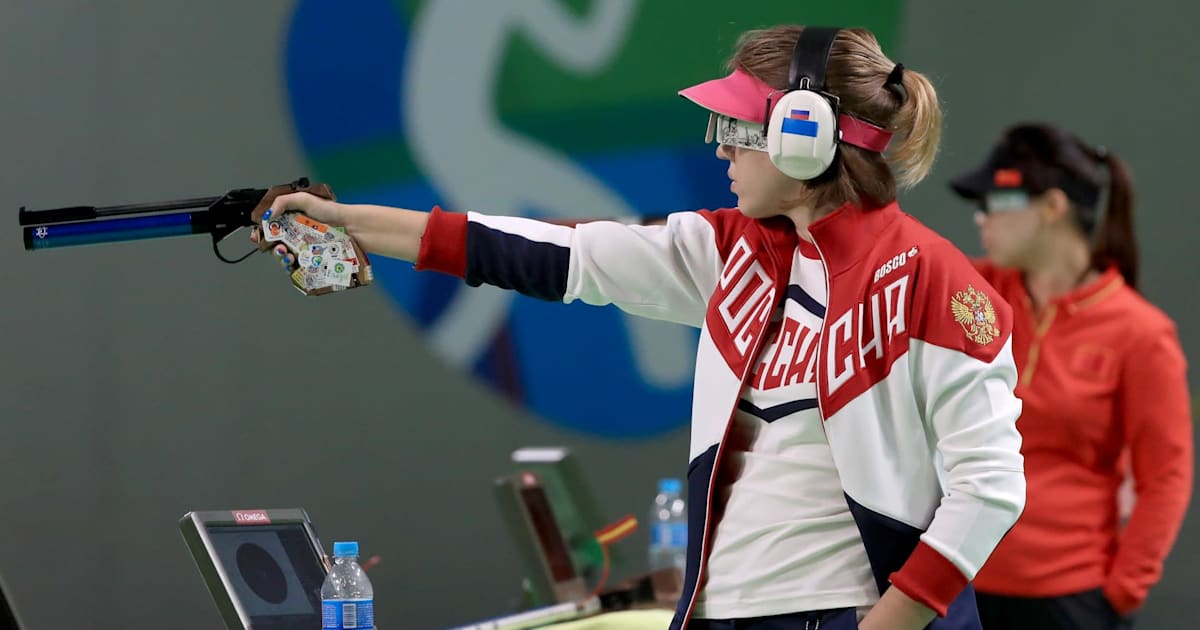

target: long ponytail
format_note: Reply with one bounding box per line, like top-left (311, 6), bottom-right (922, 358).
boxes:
top-left (1090, 149), bottom-right (1139, 290)
top-left (888, 65), bottom-right (942, 189)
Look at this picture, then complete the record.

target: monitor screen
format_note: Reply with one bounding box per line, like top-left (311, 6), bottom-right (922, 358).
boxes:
top-left (519, 484), bottom-right (578, 583)
top-left (511, 447), bottom-right (614, 577)
top-left (205, 524), bottom-right (326, 629)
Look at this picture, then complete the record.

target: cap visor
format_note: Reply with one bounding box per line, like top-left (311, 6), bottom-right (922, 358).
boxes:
top-left (678, 69), bottom-right (775, 124)
top-left (949, 166), bottom-right (993, 200)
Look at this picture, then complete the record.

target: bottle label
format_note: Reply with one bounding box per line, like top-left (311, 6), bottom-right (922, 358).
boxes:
top-left (322, 598), bottom-right (374, 629)
top-left (652, 522), bottom-right (687, 549)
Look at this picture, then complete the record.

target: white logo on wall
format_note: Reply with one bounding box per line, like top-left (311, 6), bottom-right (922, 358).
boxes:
top-left (402, 0), bottom-right (694, 388)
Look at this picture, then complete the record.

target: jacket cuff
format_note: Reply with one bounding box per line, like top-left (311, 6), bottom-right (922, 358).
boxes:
top-left (1103, 581), bottom-right (1141, 616)
top-left (888, 542), bottom-right (969, 617)
top-left (414, 206), bottom-right (467, 277)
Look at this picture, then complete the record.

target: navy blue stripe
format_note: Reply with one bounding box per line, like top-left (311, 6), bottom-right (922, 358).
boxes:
top-left (465, 223), bottom-right (569, 301)
top-left (845, 494), bottom-right (982, 629)
top-left (845, 493), bottom-right (923, 597)
top-left (672, 445), bottom-right (718, 630)
top-left (786, 284), bottom-right (826, 318)
top-left (737, 398), bottom-right (818, 423)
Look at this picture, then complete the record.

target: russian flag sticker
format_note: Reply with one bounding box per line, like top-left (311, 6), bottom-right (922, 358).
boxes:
top-left (782, 109), bottom-right (818, 137)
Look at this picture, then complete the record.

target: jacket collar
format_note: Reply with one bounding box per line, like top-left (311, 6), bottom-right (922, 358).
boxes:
top-left (1034, 266), bottom-right (1124, 315)
top-left (745, 200), bottom-right (903, 275)
top-left (806, 200), bottom-right (905, 275)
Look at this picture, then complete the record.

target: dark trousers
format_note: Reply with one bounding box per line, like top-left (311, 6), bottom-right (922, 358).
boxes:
top-left (690, 607), bottom-right (858, 630)
top-left (977, 589), bottom-right (1133, 630)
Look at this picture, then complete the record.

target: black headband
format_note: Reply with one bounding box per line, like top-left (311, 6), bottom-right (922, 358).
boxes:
top-left (885, 63), bottom-right (906, 103)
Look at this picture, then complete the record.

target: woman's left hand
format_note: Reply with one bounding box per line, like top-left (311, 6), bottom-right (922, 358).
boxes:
top-left (857, 587), bottom-right (937, 630)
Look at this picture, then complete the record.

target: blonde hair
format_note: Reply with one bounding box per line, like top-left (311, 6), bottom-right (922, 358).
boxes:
top-left (730, 26), bottom-right (942, 209)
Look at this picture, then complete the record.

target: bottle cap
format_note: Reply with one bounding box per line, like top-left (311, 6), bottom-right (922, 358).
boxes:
top-left (333, 541), bottom-right (359, 557)
top-left (658, 478), bottom-right (682, 494)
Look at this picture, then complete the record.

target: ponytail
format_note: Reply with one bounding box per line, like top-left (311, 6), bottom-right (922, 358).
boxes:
top-left (888, 68), bottom-right (942, 189)
top-left (1091, 150), bottom-right (1139, 290)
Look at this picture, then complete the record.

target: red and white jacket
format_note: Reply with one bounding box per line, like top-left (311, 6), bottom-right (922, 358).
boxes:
top-left (416, 200), bottom-right (1026, 630)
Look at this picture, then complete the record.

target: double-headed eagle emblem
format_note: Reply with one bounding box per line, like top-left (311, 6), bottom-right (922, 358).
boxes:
top-left (951, 285), bottom-right (1000, 345)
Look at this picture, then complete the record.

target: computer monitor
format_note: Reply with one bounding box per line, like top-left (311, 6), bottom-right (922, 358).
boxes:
top-left (179, 508), bottom-right (329, 630)
top-left (510, 447), bottom-right (620, 581)
top-left (493, 471), bottom-right (589, 607)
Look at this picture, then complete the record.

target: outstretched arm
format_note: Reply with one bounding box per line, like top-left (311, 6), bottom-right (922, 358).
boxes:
top-left (417, 206), bottom-right (724, 327)
top-left (255, 192), bottom-right (729, 327)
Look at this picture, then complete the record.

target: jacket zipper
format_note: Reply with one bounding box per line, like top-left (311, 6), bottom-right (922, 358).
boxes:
top-left (680, 236), bottom-right (791, 628)
top-left (1021, 302), bottom-right (1057, 386)
top-left (810, 236), bottom-right (831, 432)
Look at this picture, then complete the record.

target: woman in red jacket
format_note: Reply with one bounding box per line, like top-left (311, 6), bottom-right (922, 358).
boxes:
top-left (950, 123), bottom-right (1193, 630)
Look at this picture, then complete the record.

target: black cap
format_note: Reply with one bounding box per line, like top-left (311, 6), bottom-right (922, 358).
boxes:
top-left (950, 123), bottom-right (1104, 209)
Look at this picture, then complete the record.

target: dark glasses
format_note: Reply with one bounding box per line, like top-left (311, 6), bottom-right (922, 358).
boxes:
top-left (978, 189), bottom-right (1031, 213)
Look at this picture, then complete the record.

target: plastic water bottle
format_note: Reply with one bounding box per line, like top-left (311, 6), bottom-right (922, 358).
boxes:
top-left (648, 478), bottom-right (687, 573)
top-left (321, 541), bottom-right (375, 630)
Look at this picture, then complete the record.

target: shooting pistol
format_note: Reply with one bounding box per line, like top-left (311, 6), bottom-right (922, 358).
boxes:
top-left (18, 177), bottom-right (371, 296)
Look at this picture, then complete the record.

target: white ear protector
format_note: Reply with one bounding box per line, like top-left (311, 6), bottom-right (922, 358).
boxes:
top-left (765, 27), bottom-right (843, 180)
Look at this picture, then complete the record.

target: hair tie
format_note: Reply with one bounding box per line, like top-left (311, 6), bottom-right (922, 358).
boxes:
top-left (885, 63), bottom-right (907, 103)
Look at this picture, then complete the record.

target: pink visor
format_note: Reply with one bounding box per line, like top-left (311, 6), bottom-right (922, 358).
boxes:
top-left (678, 68), bottom-right (893, 153)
